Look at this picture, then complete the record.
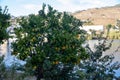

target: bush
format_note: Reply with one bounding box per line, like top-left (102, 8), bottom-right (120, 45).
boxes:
top-left (0, 56), bottom-right (7, 80)
top-left (76, 39), bottom-right (120, 80)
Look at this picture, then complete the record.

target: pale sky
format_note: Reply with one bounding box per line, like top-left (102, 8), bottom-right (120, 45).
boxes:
top-left (0, 0), bottom-right (120, 16)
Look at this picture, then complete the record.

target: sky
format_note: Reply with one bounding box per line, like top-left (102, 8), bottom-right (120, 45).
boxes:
top-left (0, 0), bottom-right (120, 16)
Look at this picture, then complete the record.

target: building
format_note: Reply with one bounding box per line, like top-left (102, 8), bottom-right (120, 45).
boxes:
top-left (80, 25), bottom-right (104, 34)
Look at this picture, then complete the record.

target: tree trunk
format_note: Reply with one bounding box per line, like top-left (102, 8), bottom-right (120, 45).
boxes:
top-left (36, 65), bottom-right (44, 80)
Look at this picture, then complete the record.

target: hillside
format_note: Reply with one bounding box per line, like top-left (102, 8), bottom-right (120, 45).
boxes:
top-left (73, 4), bottom-right (120, 26)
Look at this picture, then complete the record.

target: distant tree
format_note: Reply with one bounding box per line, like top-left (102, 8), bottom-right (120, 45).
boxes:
top-left (106, 24), bottom-right (112, 32)
top-left (116, 19), bottom-right (120, 31)
top-left (12, 4), bottom-right (88, 80)
top-left (89, 29), bottom-right (96, 39)
top-left (0, 6), bottom-right (10, 44)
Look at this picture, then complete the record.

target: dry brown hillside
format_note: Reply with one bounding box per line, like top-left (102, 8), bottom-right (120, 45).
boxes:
top-left (73, 5), bottom-right (120, 26)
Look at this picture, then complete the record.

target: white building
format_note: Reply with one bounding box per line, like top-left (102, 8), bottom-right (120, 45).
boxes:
top-left (0, 25), bottom-right (25, 67)
top-left (80, 25), bottom-right (104, 34)
top-left (0, 41), bottom-right (7, 56)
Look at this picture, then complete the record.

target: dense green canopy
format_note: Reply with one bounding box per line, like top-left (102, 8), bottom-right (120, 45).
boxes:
top-left (12, 4), bottom-right (88, 80)
top-left (0, 6), bottom-right (10, 44)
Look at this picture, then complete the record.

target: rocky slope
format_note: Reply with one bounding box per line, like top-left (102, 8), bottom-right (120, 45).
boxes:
top-left (73, 4), bottom-right (120, 26)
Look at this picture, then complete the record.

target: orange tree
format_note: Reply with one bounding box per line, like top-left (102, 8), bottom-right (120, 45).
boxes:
top-left (12, 4), bottom-right (88, 80)
top-left (0, 6), bottom-right (10, 44)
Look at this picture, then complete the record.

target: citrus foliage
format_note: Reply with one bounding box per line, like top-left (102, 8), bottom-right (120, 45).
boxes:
top-left (12, 4), bottom-right (88, 80)
top-left (0, 6), bottom-right (10, 44)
